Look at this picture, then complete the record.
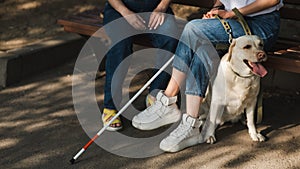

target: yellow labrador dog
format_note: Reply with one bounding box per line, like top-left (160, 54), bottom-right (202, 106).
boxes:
top-left (199, 35), bottom-right (267, 144)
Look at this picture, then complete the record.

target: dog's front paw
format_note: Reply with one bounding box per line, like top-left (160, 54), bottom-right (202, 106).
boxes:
top-left (249, 132), bottom-right (265, 142)
top-left (206, 135), bottom-right (217, 144)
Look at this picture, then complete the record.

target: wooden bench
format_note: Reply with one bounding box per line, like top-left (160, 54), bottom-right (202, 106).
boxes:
top-left (264, 0), bottom-right (300, 74)
top-left (57, 0), bottom-right (300, 72)
top-left (57, 0), bottom-right (300, 122)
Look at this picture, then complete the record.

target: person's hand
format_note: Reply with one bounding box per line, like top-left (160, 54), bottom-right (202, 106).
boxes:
top-left (203, 11), bottom-right (216, 19)
top-left (204, 9), bottom-right (236, 19)
top-left (148, 8), bottom-right (166, 30)
top-left (203, 7), bottom-right (219, 19)
top-left (123, 10), bottom-right (146, 30)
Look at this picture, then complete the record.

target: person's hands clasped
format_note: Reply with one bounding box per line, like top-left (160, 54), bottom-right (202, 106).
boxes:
top-left (148, 8), bottom-right (166, 30)
top-left (123, 10), bottom-right (147, 31)
top-left (203, 9), bottom-right (236, 19)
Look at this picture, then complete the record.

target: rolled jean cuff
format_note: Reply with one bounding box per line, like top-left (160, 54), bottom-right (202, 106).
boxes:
top-left (172, 53), bottom-right (191, 75)
top-left (172, 64), bottom-right (188, 75)
top-left (185, 91), bottom-right (206, 97)
top-left (172, 63), bottom-right (209, 98)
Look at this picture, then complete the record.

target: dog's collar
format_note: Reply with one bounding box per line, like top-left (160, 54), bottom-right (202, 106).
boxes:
top-left (230, 65), bottom-right (254, 78)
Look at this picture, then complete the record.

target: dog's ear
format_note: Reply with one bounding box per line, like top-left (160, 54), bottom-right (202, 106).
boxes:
top-left (227, 39), bottom-right (236, 61)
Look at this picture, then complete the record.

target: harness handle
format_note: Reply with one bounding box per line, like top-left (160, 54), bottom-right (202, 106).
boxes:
top-left (232, 8), bottom-right (252, 36)
top-left (215, 8), bottom-right (252, 50)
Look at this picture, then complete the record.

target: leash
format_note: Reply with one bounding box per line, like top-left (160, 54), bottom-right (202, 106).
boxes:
top-left (217, 8), bottom-right (264, 123)
top-left (216, 8), bottom-right (254, 78)
top-left (215, 8), bottom-right (263, 126)
top-left (232, 8), bottom-right (252, 36)
top-left (215, 8), bottom-right (252, 50)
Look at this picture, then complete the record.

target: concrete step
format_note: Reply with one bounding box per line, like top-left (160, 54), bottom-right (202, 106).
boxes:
top-left (0, 34), bottom-right (86, 88)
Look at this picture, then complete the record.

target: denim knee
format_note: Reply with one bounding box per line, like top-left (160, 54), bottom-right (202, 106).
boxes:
top-left (173, 53), bottom-right (209, 97)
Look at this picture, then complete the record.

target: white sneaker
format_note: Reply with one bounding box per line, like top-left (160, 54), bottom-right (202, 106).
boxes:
top-left (159, 114), bottom-right (203, 152)
top-left (132, 91), bottom-right (181, 130)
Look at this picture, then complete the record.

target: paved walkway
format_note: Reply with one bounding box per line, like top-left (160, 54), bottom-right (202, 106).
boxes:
top-left (1, 58), bottom-right (300, 169)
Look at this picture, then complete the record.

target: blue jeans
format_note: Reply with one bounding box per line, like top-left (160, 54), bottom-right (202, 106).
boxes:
top-left (173, 11), bottom-right (280, 97)
top-left (103, 0), bottom-right (178, 110)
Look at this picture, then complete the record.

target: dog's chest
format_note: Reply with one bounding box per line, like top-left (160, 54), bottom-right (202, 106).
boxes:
top-left (224, 67), bottom-right (260, 115)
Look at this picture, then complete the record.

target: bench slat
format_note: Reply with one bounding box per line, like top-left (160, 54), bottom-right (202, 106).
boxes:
top-left (265, 55), bottom-right (300, 74)
top-left (287, 46), bottom-right (300, 54)
top-left (57, 19), bottom-right (100, 36)
top-left (272, 50), bottom-right (300, 59)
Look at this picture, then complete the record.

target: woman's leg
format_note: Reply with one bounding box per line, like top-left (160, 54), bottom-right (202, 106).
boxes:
top-left (102, 3), bottom-right (137, 130)
top-left (164, 67), bottom-right (204, 119)
top-left (103, 3), bottom-right (134, 111)
top-left (159, 20), bottom-right (222, 152)
top-left (164, 68), bottom-right (185, 97)
top-left (245, 11), bottom-right (280, 51)
top-left (147, 13), bottom-right (179, 103)
top-left (186, 95), bottom-right (203, 118)
top-left (159, 50), bottom-right (210, 152)
top-left (132, 19), bottom-right (220, 130)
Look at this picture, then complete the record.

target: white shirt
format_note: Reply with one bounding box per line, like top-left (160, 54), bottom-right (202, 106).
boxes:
top-left (220, 0), bottom-right (284, 17)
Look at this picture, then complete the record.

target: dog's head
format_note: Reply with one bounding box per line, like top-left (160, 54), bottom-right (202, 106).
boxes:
top-left (227, 35), bottom-right (268, 77)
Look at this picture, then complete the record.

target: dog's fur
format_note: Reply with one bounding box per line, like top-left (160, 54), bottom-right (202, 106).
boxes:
top-left (199, 35), bottom-right (267, 144)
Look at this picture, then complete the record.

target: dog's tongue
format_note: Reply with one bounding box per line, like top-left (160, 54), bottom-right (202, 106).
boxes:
top-left (250, 62), bottom-right (268, 77)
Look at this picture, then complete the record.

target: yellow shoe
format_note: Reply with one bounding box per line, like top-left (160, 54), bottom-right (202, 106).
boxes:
top-left (102, 108), bottom-right (122, 131)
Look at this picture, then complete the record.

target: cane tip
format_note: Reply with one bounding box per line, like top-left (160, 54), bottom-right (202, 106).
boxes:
top-left (70, 158), bottom-right (75, 164)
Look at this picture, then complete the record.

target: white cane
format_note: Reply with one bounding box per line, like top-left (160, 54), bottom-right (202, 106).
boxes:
top-left (70, 55), bottom-right (175, 164)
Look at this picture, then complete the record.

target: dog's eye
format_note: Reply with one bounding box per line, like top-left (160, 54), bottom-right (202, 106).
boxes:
top-left (243, 45), bottom-right (252, 49)
top-left (258, 43), bottom-right (263, 47)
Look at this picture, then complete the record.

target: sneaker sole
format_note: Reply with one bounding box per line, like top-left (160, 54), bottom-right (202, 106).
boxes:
top-left (132, 110), bottom-right (181, 130)
top-left (159, 135), bottom-right (200, 152)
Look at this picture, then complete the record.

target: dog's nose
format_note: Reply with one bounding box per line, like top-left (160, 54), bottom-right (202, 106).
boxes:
top-left (257, 52), bottom-right (266, 60)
